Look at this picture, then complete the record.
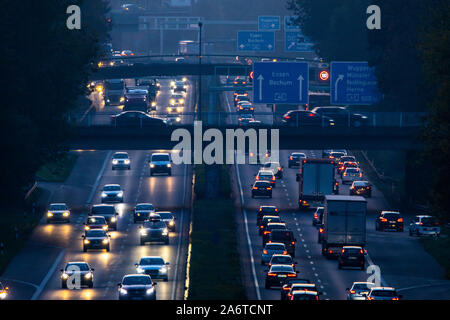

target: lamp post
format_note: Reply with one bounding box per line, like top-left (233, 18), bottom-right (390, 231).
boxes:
top-left (197, 21), bottom-right (203, 121)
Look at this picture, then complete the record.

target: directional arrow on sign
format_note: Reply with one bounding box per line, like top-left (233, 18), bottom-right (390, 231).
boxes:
top-left (334, 74), bottom-right (344, 101)
top-left (257, 75), bottom-right (264, 100)
top-left (298, 75), bottom-right (304, 101)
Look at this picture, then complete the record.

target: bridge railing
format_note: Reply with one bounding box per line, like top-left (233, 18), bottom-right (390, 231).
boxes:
top-left (72, 111), bottom-right (428, 128)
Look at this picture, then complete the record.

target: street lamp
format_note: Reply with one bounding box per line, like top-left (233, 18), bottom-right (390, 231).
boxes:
top-left (197, 21), bottom-right (203, 120)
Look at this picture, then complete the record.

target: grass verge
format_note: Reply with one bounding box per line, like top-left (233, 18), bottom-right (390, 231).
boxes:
top-left (187, 164), bottom-right (246, 300)
top-left (36, 152), bottom-right (78, 182)
top-left (0, 187), bottom-right (48, 275)
top-left (420, 226), bottom-right (450, 279)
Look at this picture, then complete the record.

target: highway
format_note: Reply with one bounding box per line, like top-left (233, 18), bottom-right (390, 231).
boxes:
top-left (222, 89), bottom-right (450, 300)
top-left (0, 79), bottom-right (194, 300)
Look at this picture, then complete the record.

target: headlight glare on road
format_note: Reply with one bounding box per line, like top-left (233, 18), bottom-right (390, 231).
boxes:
top-left (146, 288), bottom-right (154, 295)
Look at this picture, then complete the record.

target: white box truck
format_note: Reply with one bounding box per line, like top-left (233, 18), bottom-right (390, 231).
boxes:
top-left (296, 159), bottom-right (339, 210)
top-left (321, 195), bottom-right (367, 259)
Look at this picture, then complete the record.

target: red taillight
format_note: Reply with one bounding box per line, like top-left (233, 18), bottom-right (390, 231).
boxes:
top-left (256, 176), bottom-right (259, 180)
top-left (260, 225), bottom-right (264, 229)
top-left (283, 287), bottom-right (290, 291)
top-left (308, 113), bottom-right (315, 117)
top-left (266, 187), bottom-right (272, 190)
top-left (341, 249), bottom-right (345, 253)
top-left (359, 173), bottom-right (363, 177)
top-left (316, 296), bottom-right (319, 301)
top-left (289, 156), bottom-right (293, 160)
top-left (282, 251), bottom-right (287, 255)
top-left (284, 115), bottom-right (291, 119)
top-left (360, 249), bottom-right (364, 254)
top-left (275, 208), bottom-right (278, 212)
top-left (264, 231), bottom-right (270, 235)
top-left (366, 186), bottom-right (370, 189)
top-left (263, 250), bottom-right (268, 254)
top-left (339, 166), bottom-right (344, 171)
top-left (267, 273), bottom-right (277, 277)
top-left (291, 241), bottom-right (295, 245)
top-left (314, 213), bottom-right (318, 219)
top-left (252, 187), bottom-right (258, 190)
top-left (392, 297), bottom-right (399, 300)
top-left (343, 173), bottom-right (347, 176)
top-left (319, 228), bottom-right (323, 233)
top-left (397, 218), bottom-right (403, 222)
top-left (381, 218), bottom-right (388, 222)
top-left (350, 290), bottom-right (356, 294)
top-left (272, 176), bottom-right (275, 181)
top-left (287, 273), bottom-right (296, 277)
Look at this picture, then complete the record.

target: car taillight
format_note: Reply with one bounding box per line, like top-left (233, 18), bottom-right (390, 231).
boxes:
top-left (314, 214), bottom-right (318, 219)
top-left (252, 187), bottom-right (258, 190)
top-left (397, 218), bottom-right (403, 222)
top-left (359, 173), bottom-right (363, 177)
top-left (360, 249), bottom-right (364, 254)
top-left (264, 231), bottom-right (270, 235)
top-left (319, 228), bottom-right (323, 233)
top-left (260, 225), bottom-right (264, 229)
top-left (366, 186), bottom-right (370, 189)
top-left (316, 296), bottom-right (319, 300)
top-left (266, 187), bottom-right (272, 190)
top-left (263, 250), bottom-right (268, 254)
top-left (341, 249), bottom-right (345, 254)
top-left (350, 290), bottom-right (356, 294)
top-left (272, 176), bottom-right (275, 181)
top-left (256, 176), bottom-right (259, 180)
top-left (291, 241), bottom-right (295, 245)
top-left (381, 218), bottom-right (388, 222)
top-left (287, 273), bottom-right (296, 277)
top-left (284, 115), bottom-right (291, 119)
top-left (268, 273), bottom-right (277, 277)
top-left (367, 296), bottom-right (374, 300)
top-left (392, 297), bottom-right (399, 300)
top-left (282, 251), bottom-right (287, 255)
top-left (278, 166), bottom-right (281, 171)
top-left (283, 287), bottom-right (290, 291)
top-left (343, 173), bottom-right (347, 176)
top-left (289, 156), bottom-right (293, 160)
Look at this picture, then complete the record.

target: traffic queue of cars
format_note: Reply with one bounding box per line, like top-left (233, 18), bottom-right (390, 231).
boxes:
top-left (42, 151), bottom-right (177, 300)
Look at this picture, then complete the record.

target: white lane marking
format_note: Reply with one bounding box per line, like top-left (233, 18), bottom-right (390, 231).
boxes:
top-left (397, 282), bottom-right (450, 292)
top-left (235, 151), bottom-right (261, 300)
top-left (86, 150), bottom-right (112, 204)
top-left (0, 278), bottom-right (39, 290)
top-left (171, 164), bottom-right (187, 301)
top-left (31, 249), bottom-right (66, 300)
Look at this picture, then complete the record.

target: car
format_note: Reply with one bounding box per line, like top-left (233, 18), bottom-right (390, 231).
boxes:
top-left (135, 256), bottom-right (169, 281)
top-left (290, 290), bottom-right (320, 300)
top-left (118, 274), bottom-right (157, 300)
top-left (234, 90), bottom-right (248, 97)
top-left (238, 113), bottom-right (254, 126)
top-left (111, 111), bottom-right (167, 127)
top-left (312, 207), bottom-right (324, 226)
top-left (248, 150), bottom-right (271, 165)
top-left (60, 262), bottom-right (94, 289)
top-left (46, 203), bottom-right (70, 223)
top-left (282, 110), bottom-right (335, 127)
top-left (233, 78), bottom-right (247, 86)
top-left (101, 184), bottom-right (123, 203)
top-left (265, 265), bottom-right (297, 289)
top-left (247, 120), bottom-right (264, 127)
top-left (262, 224), bottom-right (287, 247)
top-left (120, 50), bottom-right (134, 57)
top-left (268, 254), bottom-right (296, 270)
top-left (288, 152), bottom-right (306, 168)
top-left (341, 167), bottom-right (363, 184)
top-left (256, 170), bottom-right (276, 187)
top-left (90, 204), bottom-right (118, 230)
top-left (82, 229), bottom-right (111, 252)
top-left (234, 94), bottom-right (250, 106)
top-left (169, 93), bottom-right (185, 106)
top-left (311, 106), bottom-right (369, 127)
top-left (251, 181), bottom-right (272, 198)
top-left (237, 103), bottom-right (254, 114)
top-left (328, 151), bottom-right (347, 161)
top-left (338, 161), bottom-right (359, 175)
top-left (84, 216), bottom-right (108, 231)
top-left (134, 203), bottom-right (155, 223)
top-left (409, 215), bottom-right (440, 237)
top-left (257, 206), bottom-right (279, 225)
top-left (104, 79), bottom-right (125, 106)
top-left (166, 103), bottom-right (184, 113)
top-left (175, 57), bottom-right (185, 63)
top-left (376, 211), bottom-right (403, 232)
top-left (337, 155), bottom-right (358, 168)
top-left (112, 152), bottom-right (131, 170)
top-left (346, 282), bottom-right (375, 300)
top-left (173, 80), bottom-right (187, 93)
top-left (0, 282), bottom-right (9, 300)
top-left (157, 211), bottom-right (176, 232)
top-left (123, 94), bottom-right (148, 113)
top-left (149, 153), bottom-right (172, 176)
top-left (261, 243), bottom-right (288, 265)
top-left (260, 162), bottom-right (283, 179)
top-left (322, 150), bottom-right (333, 158)
top-left (350, 181), bottom-right (372, 197)
top-left (280, 279), bottom-right (311, 300)
top-left (267, 230), bottom-right (296, 257)
top-left (338, 246), bottom-right (365, 270)
top-left (139, 215), bottom-right (169, 245)
top-left (365, 287), bottom-right (402, 300)
top-left (286, 283), bottom-right (320, 300)
top-left (121, 4), bottom-right (144, 12)
top-left (259, 215), bottom-right (283, 235)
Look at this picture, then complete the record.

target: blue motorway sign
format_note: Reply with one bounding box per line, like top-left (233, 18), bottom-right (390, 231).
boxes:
top-left (258, 16), bottom-right (280, 31)
top-left (284, 16), bottom-right (300, 30)
top-left (330, 62), bottom-right (382, 105)
top-left (253, 62), bottom-right (309, 104)
top-left (285, 31), bottom-right (314, 52)
top-left (237, 31), bottom-right (275, 51)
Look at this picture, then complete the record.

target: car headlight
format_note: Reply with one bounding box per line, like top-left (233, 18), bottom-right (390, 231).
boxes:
top-left (0, 292), bottom-right (7, 299)
top-left (167, 164), bottom-right (171, 168)
top-left (101, 192), bottom-right (107, 197)
top-left (102, 225), bottom-right (108, 230)
top-left (182, 77), bottom-right (187, 82)
top-left (159, 267), bottom-right (167, 273)
top-left (124, 159), bottom-right (130, 164)
top-left (85, 226), bottom-right (90, 230)
top-left (169, 221), bottom-right (174, 226)
top-left (102, 239), bottom-right (109, 244)
top-left (63, 211), bottom-right (70, 217)
top-left (170, 100), bottom-right (175, 105)
top-left (117, 191), bottom-right (123, 197)
top-left (47, 212), bottom-right (53, 217)
top-left (140, 229), bottom-right (148, 235)
top-left (170, 81), bottom-right (175, 86)
top-left (179, 99), bottom-right (185, 104)
top-left (146, 288), bottom-right (154, 295)
top-left (112, 159), bottom-right (118, 164)
top-left (183, 85), bottom-right (188, 89)
top-left (120, 97), bottom-right (125, 102)
top-left (176, 107), bottom-right (182, 112)
top-left (120, 288), bottom-right (128, 295)
top-left (162, 228), bottom-right (168, 235)
top-left (84, 273), bottom-right (92, 279)
top-left (84, 239), bottom-right (90, 244)
top-left (136, 267), bottom-right (144, 273)
top-left (151, 102), bottom-right (156, 106)
top-left (111, 216), bottom-right (117, 222)
top-left (62, 273), bottom-right (69, 279)
top-left (150, 163), bottom-right (155, 168)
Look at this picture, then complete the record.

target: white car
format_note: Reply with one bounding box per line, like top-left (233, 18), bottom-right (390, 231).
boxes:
top-left (260, 161), bottom-right (283, 179)
top-left (112, 152), bottom-right (131, 170)
top-left (47, 203), bottom-right (70, 223)
top-left (341, 167), bottom-right (362, 184)
top-left (101, 184), bottom-right (124, 203)
top-left (409, 215), bottom-right (440, 237)
top-left (135, 256), bottom-right (169, 281)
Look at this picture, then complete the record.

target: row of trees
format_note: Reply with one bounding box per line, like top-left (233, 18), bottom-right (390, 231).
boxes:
top-left (0, 0), bottom-right (110, 206)
top-left (287, 0), bottom-right (449, 221)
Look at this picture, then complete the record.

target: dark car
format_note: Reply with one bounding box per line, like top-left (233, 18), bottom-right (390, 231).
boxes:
top-left (234, 94), bottom-right (250, 106)
top-left (135, 256), bottom-right (169, 281)
top-left (149, 153), bottom-right (172, 176)
top-left (157, 211), bottom-right (176, 232)
top-left (268, 254), bottom-right (297, 270)
top-left (257, 206), bottom-right (279, 225)
top-left (350, 181), bottom-right (372, 197)
top-left (237, 103), bottom-right (254, 114)
top-left (238, 113), bottom-right (254, 127)
top-left (259, 215), bottom-right (283, 235)
top-left (139, 215), bottom-right (169, 245)
top-left (60, 262), bottom-right (94, 289)
top-left (338, 246), bottom-right (365, 270)
top-left (90, 204), bottom-right (118, 230)
top-left (84, 216), bottom-right (108, 232)
top-left (233, 78), bottom-right (247, 87)
top-left (338, 161), bottom-right (359, 175)
top-left (123, 94), bottom-right (148, 112)
top-left (312, 207), bottom-right (324, 226)
top-left (282, 110), bottom-right (335, 127)
top-left (288, 152), bottom-right (306, 168)
top-left (267, 229), bottom-right (297, 257)
top-left (311, 106), bottom-right (369, 127)
top-left (281, 279), bottom-right (311, 300)
top-left (111, 111), bottom-right (166, 128)
top-left (134, 203), bottom-right (155, 223)
top-left (118, 274), bottom-right (157, 300)
top-left (251, 181), bottom-right (272, 198)
top-left (262, 224), bottom-right (287, 247)
top-left (100, 184), bottom-right (123, 204)
top-left (337, 155), bottom-right (358, 168)
top-left (82, 229), bottom-right (110, 252)
top-left (375, 211), bottom-right (403, 232)
top-left (290, 290), bottom-right (320, 300)
top-left (265, 265), bottom-right (298, 289)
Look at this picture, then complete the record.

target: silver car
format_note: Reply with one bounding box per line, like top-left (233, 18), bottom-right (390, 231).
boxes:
top-left (346, 282), bottom-right (375, 300)
top-left (366, 287), bottom-right (402, 300)
top-left (341, 167), bottom-right (362, 184)
top-left (112, 152), bottom-right (130, 170)
top-left (101, 184), bottom-right (124, 203)
top-left (261, 242), bottom-right (287, 265)
top-left (135, 256), bottom-right (169, 281)
top-left (409, 215), bottom-right (440, 237)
